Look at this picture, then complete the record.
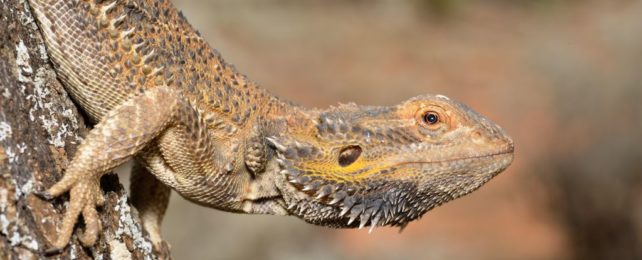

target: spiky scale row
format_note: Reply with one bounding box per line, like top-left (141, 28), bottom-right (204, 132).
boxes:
top-left (271, 138), bottom-right (420, 231)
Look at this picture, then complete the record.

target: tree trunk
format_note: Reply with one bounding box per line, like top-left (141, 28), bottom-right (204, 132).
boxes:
top-left (0, 1), bottom-right (170, 259)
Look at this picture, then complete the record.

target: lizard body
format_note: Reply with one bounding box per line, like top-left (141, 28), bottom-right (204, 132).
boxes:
top-left (27, 0), bottom-right (514, 253)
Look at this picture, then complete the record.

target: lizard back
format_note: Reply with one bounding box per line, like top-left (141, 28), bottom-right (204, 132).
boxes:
top-left (29, 0), bottom-right (279, 127)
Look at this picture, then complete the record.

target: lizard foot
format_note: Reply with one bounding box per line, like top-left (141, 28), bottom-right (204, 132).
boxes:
top-left (40, 178), bottom-right (105, 253)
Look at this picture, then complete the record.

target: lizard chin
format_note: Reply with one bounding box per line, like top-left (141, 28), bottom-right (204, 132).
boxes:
top-left (274, 147), bottom-right (514, 231)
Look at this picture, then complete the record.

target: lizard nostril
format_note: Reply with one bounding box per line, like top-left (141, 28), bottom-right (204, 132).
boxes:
top-left (338, 145), bottom-right (362, 167)
top-left (471, 131), bottom-right (484, 144)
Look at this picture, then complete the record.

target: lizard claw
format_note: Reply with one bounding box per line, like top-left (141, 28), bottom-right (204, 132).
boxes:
top-left (43, 245), bottom-right (67, 255)
top-left (33, 189), bottom-right (54, 200)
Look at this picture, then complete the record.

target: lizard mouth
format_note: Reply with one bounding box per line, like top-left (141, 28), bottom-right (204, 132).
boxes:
top-left (394, 148), bottom-right (514, 167)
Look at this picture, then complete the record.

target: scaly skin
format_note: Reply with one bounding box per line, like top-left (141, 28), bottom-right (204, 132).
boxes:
top-left (27, 0), bottom-right (514, 254)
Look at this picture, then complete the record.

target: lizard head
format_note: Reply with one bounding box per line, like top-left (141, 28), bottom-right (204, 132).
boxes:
top-left (267, 94), bottom-right (514, 231)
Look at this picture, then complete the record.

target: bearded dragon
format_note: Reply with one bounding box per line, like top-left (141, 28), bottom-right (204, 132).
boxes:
top-left (27, 0), bottom-right (514, 253)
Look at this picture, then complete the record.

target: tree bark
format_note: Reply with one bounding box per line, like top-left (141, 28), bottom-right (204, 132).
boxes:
top-left (0, 1), bottom-right (169, 259)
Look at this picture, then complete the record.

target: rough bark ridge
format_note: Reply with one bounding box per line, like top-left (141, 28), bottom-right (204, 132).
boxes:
top-left (0, 1), bottom-right (169, 259)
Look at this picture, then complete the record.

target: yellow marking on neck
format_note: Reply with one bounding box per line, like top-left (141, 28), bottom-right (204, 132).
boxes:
top-left (298, 158), bottom-right (401, 183)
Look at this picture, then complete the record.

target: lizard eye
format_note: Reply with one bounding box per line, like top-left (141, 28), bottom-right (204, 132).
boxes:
top-left (338, 145), bottom-right (362, 167)
top-left (422, 111), bottom-right (440, 125)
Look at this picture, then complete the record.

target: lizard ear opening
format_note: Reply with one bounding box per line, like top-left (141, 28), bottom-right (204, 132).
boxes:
top-left (338, 145), bottom-right (362, 167)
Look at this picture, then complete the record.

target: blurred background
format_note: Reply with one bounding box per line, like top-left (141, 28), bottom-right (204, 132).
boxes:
top-left (121, 0), bottom-right (642, 259)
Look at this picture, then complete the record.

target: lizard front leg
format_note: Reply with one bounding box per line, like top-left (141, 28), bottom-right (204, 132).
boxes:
top-left (35, 86), bottom-right (218, 253)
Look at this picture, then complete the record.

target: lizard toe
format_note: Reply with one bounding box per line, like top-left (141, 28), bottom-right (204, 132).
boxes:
top-left (78, 204), bottom-right (101, 247)
top-left (92, 183), bottom-right (106, 207)
top-left (50, 179), bottom-right (103, 250)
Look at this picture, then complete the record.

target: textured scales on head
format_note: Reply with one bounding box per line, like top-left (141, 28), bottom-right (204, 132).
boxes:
top-left (263, 94), bottom-right (514, 232)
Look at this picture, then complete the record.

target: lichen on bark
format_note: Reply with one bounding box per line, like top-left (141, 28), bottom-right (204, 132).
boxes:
top-left (0, 1), bottom-right (169, 259)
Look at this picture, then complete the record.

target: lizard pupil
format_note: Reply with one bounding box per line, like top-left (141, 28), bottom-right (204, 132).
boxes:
top-left (338, 145), bottom-right (362, 167)
top-left (423, 112), bottom-right (439, 124)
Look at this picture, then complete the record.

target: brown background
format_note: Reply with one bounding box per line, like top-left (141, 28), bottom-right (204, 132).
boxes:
top-left (120, 0), bottom-right (642, 259)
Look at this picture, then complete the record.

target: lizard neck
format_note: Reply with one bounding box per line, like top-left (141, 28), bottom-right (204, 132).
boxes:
top-left (260, 97), bottom-right (315, 139)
